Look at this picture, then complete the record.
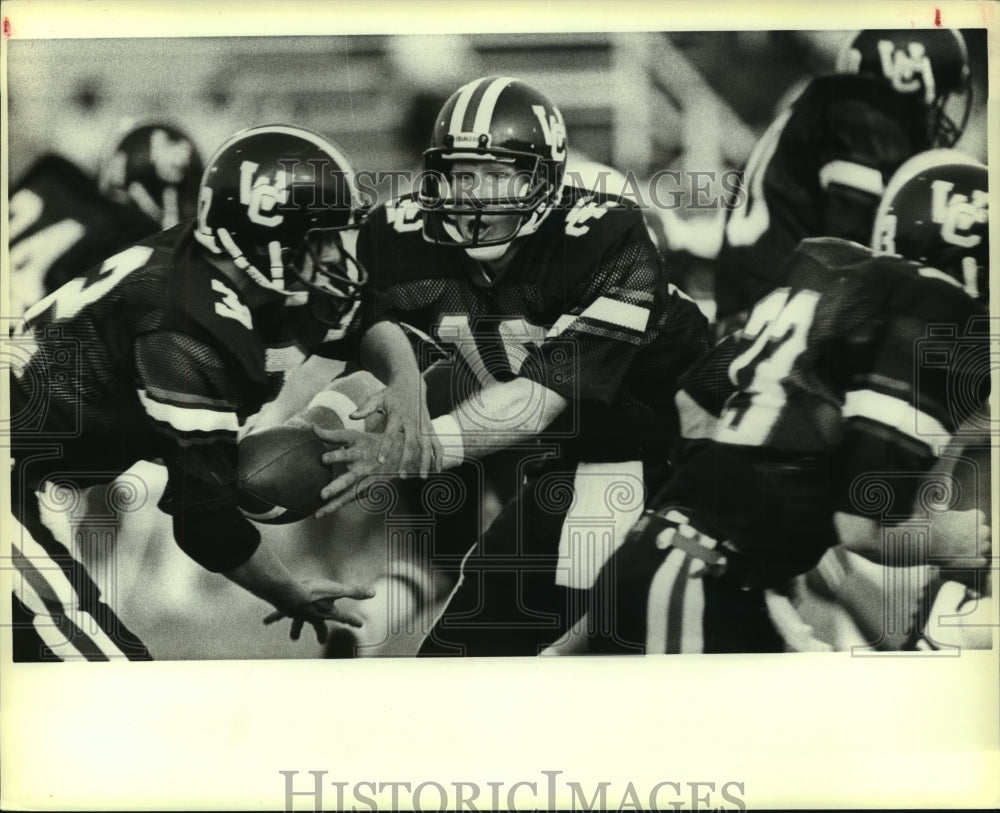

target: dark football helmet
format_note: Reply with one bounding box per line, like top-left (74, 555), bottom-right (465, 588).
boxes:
top-left (194, 124), bottom-right (368, 326)
top-left (98, 122), bottom-right (204, 228)
top-left (872, 149), bottom-right (988, 303)
top-left (417, 76), bottom-right (568, 253)
top-left (837, 29), bottom-right (971, 148)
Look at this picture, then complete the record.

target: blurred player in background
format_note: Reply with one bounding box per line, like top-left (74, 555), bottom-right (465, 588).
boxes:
top-left (8, 124), bottom-right (437, 661)
top-left (311, 76), bottom-right (709, 657)
top-left (8, 122), bottom-right (203, 319)
top-left (714, 28), bottom-right (971, 334)
top-left (546, 149), bottom-right (990, 655)
top-left (8, 123), bottom-right (206, 610)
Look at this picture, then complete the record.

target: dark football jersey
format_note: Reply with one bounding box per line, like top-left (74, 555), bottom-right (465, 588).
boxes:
top-left (357, 186), bottom-right (710, 463)
top-left (9, 155), bottom-right (161, 318)
top-left (682, 236), bottom-right (988, 516)
top-left (9, 222), bottom-right (360, 572)
top-left (715, 74), bottom-right (932, 321)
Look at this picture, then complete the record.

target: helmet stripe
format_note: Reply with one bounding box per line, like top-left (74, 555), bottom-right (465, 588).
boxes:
top-left (449, 78), bottom-right (487, 135)
top-left (471, 76), bottom-right (519, 136)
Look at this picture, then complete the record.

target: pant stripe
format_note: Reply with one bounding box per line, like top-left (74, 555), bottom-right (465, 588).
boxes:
top-left (665, 552), bottom-right (694, 654)
top-left (646, 548), bottom-right (684, 653)
top-left (13, 542), bottom-right (118, 661)
top-left (680, 569), bottom-right (706, 653)
top-left (13, 566), bottom-right (100, 661)
top-left (10, 491), bottom-right (150, 660)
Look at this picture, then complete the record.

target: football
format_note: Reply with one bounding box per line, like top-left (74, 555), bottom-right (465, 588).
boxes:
top-left (237, 419), bottom-right (347, 525)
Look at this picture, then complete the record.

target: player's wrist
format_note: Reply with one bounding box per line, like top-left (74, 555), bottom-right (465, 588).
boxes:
top-left (431, 414), bottom-right (465, 469)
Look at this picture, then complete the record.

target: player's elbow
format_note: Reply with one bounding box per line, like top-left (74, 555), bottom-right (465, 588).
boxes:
top-left (171, 509), bottom-right (262, 573)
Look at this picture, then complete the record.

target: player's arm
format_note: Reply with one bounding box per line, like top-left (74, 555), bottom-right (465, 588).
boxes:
top-left (354, 318), bottom-right (442, 478)
top-left (316, 375), bottom-right (568, 514)
top-left (135, 330), bottom-right (373, 641)
top-left (817, 162), bottom-right (884, 245)
top-left (818, 93), bottom-right (917, 244)
top-left (835, 292), bottom-right (991, 576)
top-left (309, 216), bottom-right (440, 481)
top-left (423, 375), bottom-right (568, 468)
top-left (835, 509), bottom-right (990, 573)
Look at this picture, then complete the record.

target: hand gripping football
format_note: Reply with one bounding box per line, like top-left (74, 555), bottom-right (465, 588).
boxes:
top-left (237, 407), bottom-right (348, 525)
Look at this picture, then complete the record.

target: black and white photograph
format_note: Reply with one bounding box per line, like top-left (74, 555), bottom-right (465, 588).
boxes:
top-left (2, 0), bottom-right (997, 809)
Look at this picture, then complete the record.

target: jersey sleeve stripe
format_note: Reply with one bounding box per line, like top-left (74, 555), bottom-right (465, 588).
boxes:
top-left (842, 389), bottom-right (949, 442)
top-left (818, 160), bottom-right (884, 197)
top-left (548, 312), bottom-right (576, 336)
top-left (548, 297), bottom-right (650, 337)
top-left (555, 318), bottom-right (647, 346)
top-left (581, 297), bottom-right (650, 332)
top-left (140, 383), bottom-right (238, 411)
top-left (607, 286), bottom-right (656, 304)
top-left (138, 388), bottom-right (239, 434)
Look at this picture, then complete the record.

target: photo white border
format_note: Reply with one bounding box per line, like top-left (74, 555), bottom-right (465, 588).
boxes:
top-left (1, 0), bottom-right (998, 809)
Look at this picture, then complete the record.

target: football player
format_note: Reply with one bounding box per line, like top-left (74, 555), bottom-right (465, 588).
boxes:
top-left (98, 122), bottom-right (204, 230)
top-left (714, 28), bottom-right (971, 334)
top-left (8, 122), bottom-right (203, 320)
top-left (7, 125), bottom-right (436, 661)
top-left (546, 149), bottom-right (989, 655)
top-left (313, 77), bottom-right (710, 656)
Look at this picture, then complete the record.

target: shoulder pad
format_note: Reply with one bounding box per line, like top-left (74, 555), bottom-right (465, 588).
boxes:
top-left (164, 231), bottom-right (268, 385)
top-left (544, 186), bottom-right (646, 250)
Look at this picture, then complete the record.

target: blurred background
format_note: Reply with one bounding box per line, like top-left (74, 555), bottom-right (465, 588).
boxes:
top-left (5, 30), bottom-right (991, 659)
top-left (7, 30), bottom-right (988, 192)
top-left (7, 30), bottom-right (989, 290)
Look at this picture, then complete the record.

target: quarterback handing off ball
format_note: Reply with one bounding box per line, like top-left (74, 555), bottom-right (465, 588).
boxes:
top-left (237, 405), bottom-right (348, 525)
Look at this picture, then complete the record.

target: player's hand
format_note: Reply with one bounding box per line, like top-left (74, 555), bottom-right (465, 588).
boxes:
top-left (313, 427), bottom-right (402, 517)
top-left (262, 577), bottom-right (375, 644)
top-left (350, 379), bottom-right (442, 480)
top-left (931, 508), bottom-right (992, 588)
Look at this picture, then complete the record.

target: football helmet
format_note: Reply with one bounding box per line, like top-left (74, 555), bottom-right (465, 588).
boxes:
top-left (417, 76), bottom-right (568, 256)
top-left (98, 122), bottom-right (204, 229)
top-left (872, 149), bottom-right (988, 303)
top-left (194, 124), bottom-right (368, 326)
top-left (836, 29), bottom-right (971, 147)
